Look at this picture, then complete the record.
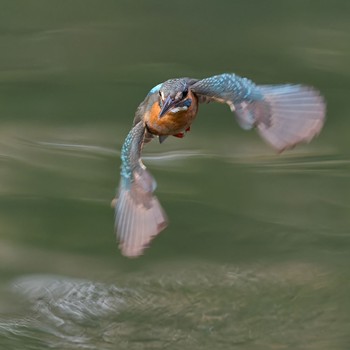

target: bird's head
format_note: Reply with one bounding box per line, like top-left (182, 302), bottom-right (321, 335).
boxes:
top-left (158, 79), bottom-right (192, 118)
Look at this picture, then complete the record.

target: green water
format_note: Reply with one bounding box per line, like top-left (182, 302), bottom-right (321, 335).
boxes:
top-left (1, 1), bottom-right (350, 349)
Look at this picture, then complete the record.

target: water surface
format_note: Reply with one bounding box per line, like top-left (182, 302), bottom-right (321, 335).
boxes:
top-left (0, 1), bottom-right (350, 349)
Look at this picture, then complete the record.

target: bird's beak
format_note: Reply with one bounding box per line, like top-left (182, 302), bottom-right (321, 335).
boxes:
top-left (159, 95), bottom-right (176, 118)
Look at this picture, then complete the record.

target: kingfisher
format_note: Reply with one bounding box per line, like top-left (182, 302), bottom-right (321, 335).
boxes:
top-left (114, 73), bottom-right (326, 257)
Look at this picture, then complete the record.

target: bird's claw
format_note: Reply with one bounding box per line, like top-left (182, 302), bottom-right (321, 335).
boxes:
top-left (173, 126), bottom-right (191, 139)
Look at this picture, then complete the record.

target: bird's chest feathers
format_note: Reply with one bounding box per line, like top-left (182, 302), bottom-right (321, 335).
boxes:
top-left (146, 93), bottom-right (198, 136)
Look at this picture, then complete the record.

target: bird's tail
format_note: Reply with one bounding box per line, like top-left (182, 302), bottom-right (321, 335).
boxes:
top-left (235, 84), bottom-right (326, 152)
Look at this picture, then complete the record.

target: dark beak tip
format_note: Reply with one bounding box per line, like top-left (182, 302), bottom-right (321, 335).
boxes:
top-left (159, 96), bottom-right (175, 118)
top-left (159, 109), bottom-right (167, 118)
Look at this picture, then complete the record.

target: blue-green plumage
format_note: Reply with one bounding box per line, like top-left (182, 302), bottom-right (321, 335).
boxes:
top-left (120, 131), bottom-right (133, 184)
top-left (192, 73), bottom-right (262, 104)
top-left (119, 121), bottom-right (145, 187)
top-left (147, 83), bottom-right (163, 96)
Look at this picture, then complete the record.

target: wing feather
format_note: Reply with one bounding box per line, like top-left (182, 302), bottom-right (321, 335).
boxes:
top-left (191, 74), bottom-right (326, 151)
top-left (115, 121), bottom-right (168, 257)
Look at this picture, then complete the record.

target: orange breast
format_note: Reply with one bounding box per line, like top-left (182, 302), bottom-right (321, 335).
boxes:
top-left (146, 91), bottom-right (198, 136)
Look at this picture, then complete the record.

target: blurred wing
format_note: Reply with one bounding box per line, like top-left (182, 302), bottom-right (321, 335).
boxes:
top-left (115, 121), bottom-right (168, 257)
top-left (191, 74), bottom-right (326, 152)
top-left (254, 85), bottom-right (325, 152)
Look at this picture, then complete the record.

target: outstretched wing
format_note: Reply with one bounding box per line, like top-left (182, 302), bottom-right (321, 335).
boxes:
top-left (191, 73), bottom-right (326, 152)
top-left (115, 121), bottom-right (167, 257)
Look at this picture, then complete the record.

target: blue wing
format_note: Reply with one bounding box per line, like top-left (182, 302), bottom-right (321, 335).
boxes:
top-left (115, 121), bottom-right (167, 257)
top-left (191, 73), bottom-right (326, 151)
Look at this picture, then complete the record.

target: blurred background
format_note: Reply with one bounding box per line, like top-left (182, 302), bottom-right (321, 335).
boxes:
top-left (0, 1), bottom-right (350, 349)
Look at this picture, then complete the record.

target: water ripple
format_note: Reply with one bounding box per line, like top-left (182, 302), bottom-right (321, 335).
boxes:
top-left (2, 262), bottom-right (346, 350)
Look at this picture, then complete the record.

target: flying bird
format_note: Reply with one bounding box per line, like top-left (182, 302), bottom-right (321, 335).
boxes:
top-left (114, 73), bottom-right (326, 257)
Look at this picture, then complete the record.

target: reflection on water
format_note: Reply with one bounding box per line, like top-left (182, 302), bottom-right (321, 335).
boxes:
top-left (2, 260), bottom-right (346, 350)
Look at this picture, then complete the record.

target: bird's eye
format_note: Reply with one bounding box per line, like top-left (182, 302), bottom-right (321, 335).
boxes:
top-left (159, 91), bottom-right (162, 96)
top-left (182, 89), bottom-right (188, 99)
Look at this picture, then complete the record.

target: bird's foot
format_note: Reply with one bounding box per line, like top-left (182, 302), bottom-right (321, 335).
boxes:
top-left (172, 127), bottom-right (191, 139)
